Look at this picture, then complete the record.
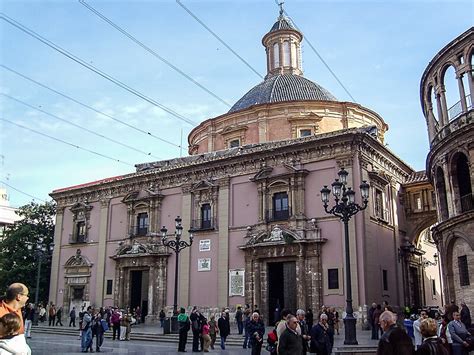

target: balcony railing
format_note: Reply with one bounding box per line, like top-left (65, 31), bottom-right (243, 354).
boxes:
top-left (461, 193), bottom-right (474, 212)
top-left (374, 208), bottom-right (391, 223)
top-left (265, 207), bottom-right (291, 222)
top-left (190, 218), bottom-right (216, 231)
top-left (448, 94), bottom-right (472, 121)
top-left (129, 224), bottom-right (149, 237)
top-left (70, 234), bottom-right (87, 244)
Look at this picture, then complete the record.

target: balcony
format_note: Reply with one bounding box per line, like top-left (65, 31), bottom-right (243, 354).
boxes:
top-left (374, 208), bottom-right (391, 224)
top-left (461, 193), bottom-right (474, 212)
top-left (70, 234), bottom-right (87, 244)
top-left (190, 218), bottom-right (216, 231)
top-left (265, 207), bottom-right (291, 222)
top-left (129, 224), bottom-right (149, 237)
top-left (448, 94), bottom-right (472, 121)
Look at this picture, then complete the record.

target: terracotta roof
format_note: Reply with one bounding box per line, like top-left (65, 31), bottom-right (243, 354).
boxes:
top-left (404, 170), bottom-right (428, 185)
top-left (228, 74), bottom-right (337, 113)
top-left (269, 14), bottom-right (297, 32)
top-left (52, 175), bottom-right (127, 193)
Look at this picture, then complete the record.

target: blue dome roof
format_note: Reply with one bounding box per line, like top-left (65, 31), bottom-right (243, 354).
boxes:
top-left (229, 74), bottom-right (337, 113)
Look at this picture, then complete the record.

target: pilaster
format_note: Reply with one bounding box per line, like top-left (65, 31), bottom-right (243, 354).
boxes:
top-left (95, 198), bottom-right (110, 305)
top-left (49, 206), bottom-right (64, 304)
top-left (179, 192), bottom-right (192, 307)
top-left (217, 178), bottom-right (230, 308)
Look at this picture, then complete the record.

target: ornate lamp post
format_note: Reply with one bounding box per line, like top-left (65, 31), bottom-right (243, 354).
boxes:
top-left (160, 216), bottom-right (193, 329)
top-left (27, 237), bottom-right (54, 325)
top-left (320, 168), bottom-right (369, 345)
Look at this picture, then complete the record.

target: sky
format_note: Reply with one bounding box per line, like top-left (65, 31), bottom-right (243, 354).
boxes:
top-left (0, 0), bottom-right (472, 208)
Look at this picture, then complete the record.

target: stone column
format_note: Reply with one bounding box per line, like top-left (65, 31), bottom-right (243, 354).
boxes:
top-left (95, 198), bottom-right (110, 305)
top-left (49, 206), bottom-right (65, 304)
top-left (217, 178), bottom-right (230, 308)
top-left (437, 85), bottom-right (449, 125)
top-left (457, 72), bottom-right (468, 112)
top-left (147, 265), bottom-right (155, 317)
top-left (179, 192), bottom-right (192, 307)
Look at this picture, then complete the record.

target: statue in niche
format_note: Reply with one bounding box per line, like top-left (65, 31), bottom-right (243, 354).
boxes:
top-left (127, 241), bottom-right (142, 254)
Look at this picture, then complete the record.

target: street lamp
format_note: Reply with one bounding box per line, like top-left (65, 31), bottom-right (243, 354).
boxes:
top-left (160, 216), bottom-right (193, 330)
top-left (27, 237), bottom-right (54, 325)
top-left (320, 168), bottom-right (369, 345)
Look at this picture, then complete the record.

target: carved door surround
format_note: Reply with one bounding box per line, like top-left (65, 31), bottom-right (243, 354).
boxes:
top-left (250, 160), bottom-right (308, 228)
top-left (63, 249), bottom-right (93, 313)
top-left (122, 185), bottom-right (164, 237)
top-left (69, 202), bottom-right (93, 243)
top-left (112, 240), bottom-right (170, 323)
top-left (240, 223), bottom-right (326, 324)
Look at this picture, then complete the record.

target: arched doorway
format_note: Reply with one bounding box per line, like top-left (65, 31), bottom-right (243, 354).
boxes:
top-left (450, 152), bottom-right (473, 213)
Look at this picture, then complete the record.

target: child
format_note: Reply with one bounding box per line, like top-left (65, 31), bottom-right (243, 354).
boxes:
top-left (0, 313), bottom-right (31, 355)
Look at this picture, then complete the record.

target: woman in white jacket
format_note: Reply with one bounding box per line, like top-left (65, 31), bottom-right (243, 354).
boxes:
top-left (0, 313), bottom-right (31, 355)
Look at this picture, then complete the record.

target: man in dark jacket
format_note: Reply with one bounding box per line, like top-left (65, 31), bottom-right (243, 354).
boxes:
top-left (236, 306), bottom-right (244, 335)
top-left (377, 311), bottom-right (414, 355)
top-left (177, 307), bottom-right (190, 353)
top-left (247, 312), bottom-right (265, 355)
top-left (189, 306), bottom-right (201, 352)
top-left (218, 311), bottom-right (231, 350)
top-left (279, 315), bottom-right (303, 355)
top-left (310, 314), bottom-right (331, 355)
top-left (460, 302), bottom-right (471, 330)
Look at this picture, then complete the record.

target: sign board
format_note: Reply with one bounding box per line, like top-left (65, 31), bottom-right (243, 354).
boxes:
top-left (199, 239), bottom-right (211, 252)
top-left (198, 258), bottom-right (211, 271)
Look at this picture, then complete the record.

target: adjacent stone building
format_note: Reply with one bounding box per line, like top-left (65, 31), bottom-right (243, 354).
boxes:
top-left (420, 27), bottom-right (474, 305)
top-left (48, 10), bottom-right (444, 323)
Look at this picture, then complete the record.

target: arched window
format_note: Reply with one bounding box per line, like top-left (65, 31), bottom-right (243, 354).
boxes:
top-left (435, 167), bottom-right (449, 220)
top-left (442, 65), bottom-right (460, 120)
top-left (290, 42), bottom-right (297, 67)
top-left (273, 43), bottom-right (280, 68)
top-left (283, 41), bottom-right (290, 66)
top-left (428, 85), bottom-right (439, 123)
top-left (451, 152), bottom-right (473, 212)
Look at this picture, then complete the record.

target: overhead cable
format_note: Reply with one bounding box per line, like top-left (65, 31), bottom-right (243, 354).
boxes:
top-left (79, 0), bottom-right (231, 107)
top-left (0, 180), bottom-right (47, 203)
top-left (273, 0), bottom-right (356, 102)
top-left (1, 117), bottom-right (134, 167)
top-left (176, 0), bottom-right (264, 80)
top-left (0, 13), bottom-right (197, 126)
top-left (1, 65), bottom-right (182, 149)
top-left (2, 93), bottom-right (162, 160)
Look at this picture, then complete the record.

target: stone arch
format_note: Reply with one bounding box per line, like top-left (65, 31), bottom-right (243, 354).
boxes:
top-left (435, 166), bottom-right (449, 220)
top-left (441, 63), bottom-right (461, 120)
top-left (449, 151), bottom-right (473, 213)
top-left (426, 84), bottom-right (439, 123)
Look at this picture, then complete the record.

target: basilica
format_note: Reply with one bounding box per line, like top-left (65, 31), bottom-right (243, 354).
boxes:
top-left (49, 11), bottom-right (471, 324)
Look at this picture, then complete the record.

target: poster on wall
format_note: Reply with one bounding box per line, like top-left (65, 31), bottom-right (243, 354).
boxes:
top-left (199, 239), bottom-right (211, 252)
top-left (198, 258), bottom-right (211, 271)
top-left (229, 269), bottom-right (245, 296)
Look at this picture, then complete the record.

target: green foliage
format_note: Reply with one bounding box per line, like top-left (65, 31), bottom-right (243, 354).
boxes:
top-left (0, 201), bottom-right (56, 304)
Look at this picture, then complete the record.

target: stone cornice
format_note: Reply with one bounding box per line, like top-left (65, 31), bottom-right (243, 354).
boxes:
top-left (51, 127), bottom-right (412, 206)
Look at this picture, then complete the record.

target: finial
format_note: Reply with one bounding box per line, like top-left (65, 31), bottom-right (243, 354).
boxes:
top-left (278, 1), bottom-right (284, 16)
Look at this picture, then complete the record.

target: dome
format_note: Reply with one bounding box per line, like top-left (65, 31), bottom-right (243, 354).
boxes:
top-left (269, 15), bottom-right (297, 33)
top-left (229, 74), bottom-right (337, 113)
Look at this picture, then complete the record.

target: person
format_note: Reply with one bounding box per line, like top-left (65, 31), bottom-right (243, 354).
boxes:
top-left (56, 306), bottom-right (63, 326)
top-left (23, 304), bottom-right (34, 339)
top-left (448, 311), bottom-right (471, 355)
top-left (177, 307), bottom-right (190, 353)
top-left (279, 315), bottom-right (303, 355)
top-left (81, 306), bottom-right (93, 353)
top-left (460, 303), bottom-right (471, 330)
top-left (324, 306), bottom-right (335, 349)
top-left (48, 303), bottom-right (56, 326)
top-left (92, 310), bottom-right (105, 352)
top-left (372, 304), bottom-right (383, 340)
top-left (70, 307), bottom-right (77, 327)
top-left (0, 312), bottom-right (31, 355)
top-left (190, 306), bottom-right (202, 352)
top-left (416, 317), bottom-right (448, 355)
top-left (236, 306), bottom-right (244, 335)
top-left (253, 305), bottom-right (260, 314)
top-left (0, 283), bottom-right (29, 335)
top-left (310, 313), bottom-right (331, 355)
top-left (368, 302), bottom-right (377, 338)
top-left (438, 315), bottom-right (453, 355)
top-left (415, 310), bottom-right (429, 350)
top-left (202, 318), bottom-right (211, 352)
top-left (296, 309), bottom-right (310, 354)
top-left (376, 310), bottom-right (414, 355)
top-left (247, 312), bottom-right (265, 355)
top-left (110, 308), bottom-right (121, 341)
top-left (135, 306), bottom-right (141, 325)
top-left (332, 307), bottom-right (340, 336)
top-left (39, 304), bottom-right (46, 323)
top-left (159, 309), bottom-right (166, 328)
top-left (209, 314), bottom-right (218, 350)
top-left (306, 308), bottom-right (314, 330)
top-left (276, 309), bottom-right (292, 339)
top-left (218, 310), bottom-right (230, 350)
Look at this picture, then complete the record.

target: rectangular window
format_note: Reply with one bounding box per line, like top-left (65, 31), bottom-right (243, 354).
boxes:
top-left (136, 213), bottom-right (148, 236)
top-left (458, 255), bottom-right (470, 286)
top-left (414, 193), bottom-right (422, 210)
top-left (299, 129), bottom-right (312, 137)
top-left (328, 269), bottom-right (339, 289)
top-left (106, 280), bottom-right (113, 295)
top-left (229, 139), bottom-right (240, 148)
top-left (201, 203), bottom-right (212, 229)
top-left (283, 41), bottom-right (290, 66)
top-left (375, 189), bottom-right (384, 219)
top-left (431, 279), bottom-right (436, 296)
top-left (383, 269), bottom-right (388, 291)
top-left (272, 192), bottom-right (289, 220)
top-left (76, 221), bottom-right (86, 243)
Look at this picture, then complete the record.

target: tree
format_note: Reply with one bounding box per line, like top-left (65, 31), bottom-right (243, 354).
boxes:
top-left (0, 201), bottom-right (55, 304)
